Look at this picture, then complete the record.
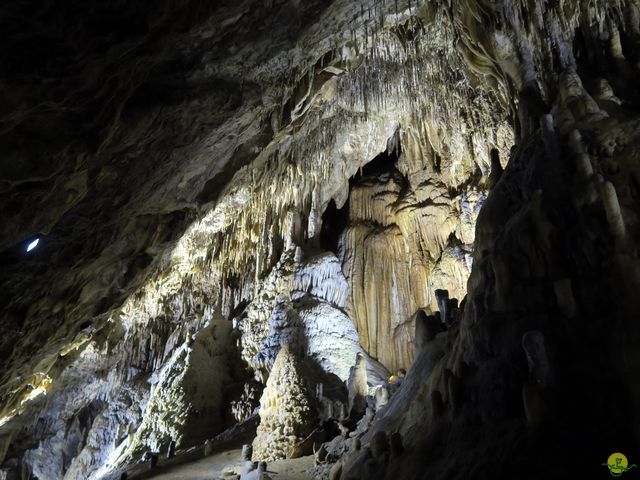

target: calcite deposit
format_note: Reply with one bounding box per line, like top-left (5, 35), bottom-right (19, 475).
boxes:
top-left (252, 345), bottom-right (316, 462)
top-left (1, 0), bottom-right (640, 479)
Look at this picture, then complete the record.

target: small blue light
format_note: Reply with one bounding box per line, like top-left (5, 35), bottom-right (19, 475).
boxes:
top-left (26, 238), bottom-right (40, 252)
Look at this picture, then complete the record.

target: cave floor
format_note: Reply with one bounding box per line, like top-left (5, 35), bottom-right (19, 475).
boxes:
top-left (143, 448), bottom-right (314, 480)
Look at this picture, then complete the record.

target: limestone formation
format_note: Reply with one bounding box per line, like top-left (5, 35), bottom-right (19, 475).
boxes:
top-left (347, 353), bottom-right (369, 419)
top-left (242, 444), bottom-right (253, 462)
top-left (369, 431), bottom-right (389, 458)
top-left (166, 440), bottom-right (175, 459)
top-left (236, 251), bottom-right (360, 385)
top-left (487, 149), bottom-right (504, 188)
top-left (252, 345), bottom-right (316, 462)
top-left (374, 387), bottom-right (389, 410)
top-left (601, 182), bottom-right (626, 237)
top-left (521, 331), bottom-right (550, 389)
top-left (1, 0), bottom-right (640, 479)
top-left (553, 279), bottom-right (577, 319)
top-left (414, 310), bottom-right (442, 356)
top-left (328, 461), bottom-right (343, 480)
top-left (434, 290), bottom-right (450, 326)
top-left (204, 440), bottom-right (213, 458)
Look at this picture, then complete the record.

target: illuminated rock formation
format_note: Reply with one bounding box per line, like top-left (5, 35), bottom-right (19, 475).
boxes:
top-left (1, 0), bottom-right (639, 479)
top-left (252, 345), bottom-right (316, 462)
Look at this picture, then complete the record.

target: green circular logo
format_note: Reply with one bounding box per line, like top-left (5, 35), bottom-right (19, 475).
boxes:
top-left (604, 453), bottom-right (637, 477)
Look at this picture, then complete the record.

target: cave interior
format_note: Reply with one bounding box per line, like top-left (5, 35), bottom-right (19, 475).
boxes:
top-left (2, 0), bottom-right (640, 479)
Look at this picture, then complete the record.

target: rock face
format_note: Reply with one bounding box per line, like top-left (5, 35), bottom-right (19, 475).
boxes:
top-left (1, 0), bottom-right (640, 479)
top-left (252, 345), bottom-right (315, 462)
top-left (117, 315), bottom-right (234, 459)
top-left (237, 251), bottom-right (360, 384)
top-left (339, 150), bottom-right (485, 372)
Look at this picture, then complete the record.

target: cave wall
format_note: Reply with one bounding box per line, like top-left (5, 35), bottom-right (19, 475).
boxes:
top-left (340, 143), bottom-right (489, 372)
top-left (1, 0), bottom-right (640, 479)
top-left (333, 1), bottom-right (640, 479)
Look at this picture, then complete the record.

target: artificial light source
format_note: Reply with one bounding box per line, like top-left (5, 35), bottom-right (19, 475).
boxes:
top-left (26, 238), bottom-right (39, 252)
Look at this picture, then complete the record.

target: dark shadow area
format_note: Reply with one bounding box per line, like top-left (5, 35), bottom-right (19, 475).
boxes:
top-left (319, 199), bottom-right (349, 254)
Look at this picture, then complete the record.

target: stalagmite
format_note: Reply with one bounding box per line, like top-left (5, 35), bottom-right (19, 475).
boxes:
top-left (576, 154), bottom-right (593, 178)
top-left (352, 438), bottom-right (361, 451)
top-left (414, 310), bottom-right (441, 355)
top-left (568, 129), bottom-right (584, 154)
top-left (252, 345), bottom-right (316, 462)
top-left (166, 439), bottom-right (175, 459)
top-left (370, 430), bottom-right (389, 458)
top-left (375, 386), bottom-right (390, 410)
top-left (204, 440), bottom-right (213, 457)
top-left (600, 181), bottom-right (626, 237)
top-left (446, 298), bottom-right (460, 326)
top-left (329, 461), bottom-right (343, 480)
top-left (540, 114), bottom-right (559, 160)
top-left (487, 148), bottom-right (504, 188)
top-left (242, 444), bottom-right (253, 462)
top-left (348, 353), bottom-right (369, 419)
top-left (435, 289), bottom-right (450, 325)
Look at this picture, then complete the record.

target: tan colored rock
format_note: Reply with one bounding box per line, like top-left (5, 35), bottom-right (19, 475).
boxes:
top-left (601, 181), bottom-right (626, 237)
top-left (329, 461), bottom-right (343, 480)
top-left (252, 345), bottom-right (316, 462)
top-left (347, 353), bottom-right (368, 418)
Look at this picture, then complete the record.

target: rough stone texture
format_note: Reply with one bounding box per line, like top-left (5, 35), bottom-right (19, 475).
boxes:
top-left (251, 345), bottom-right (315, 462)
top-left (329, 2), bottom-right (640, 479)
top-left (116, 315), bottom-right (234, 459)
top-left (237, 250), bottom-right (359, 385)
top-left (1, 0), bottom-right (640, 479)
top-left (339, 156), bottom-right (485, 371)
